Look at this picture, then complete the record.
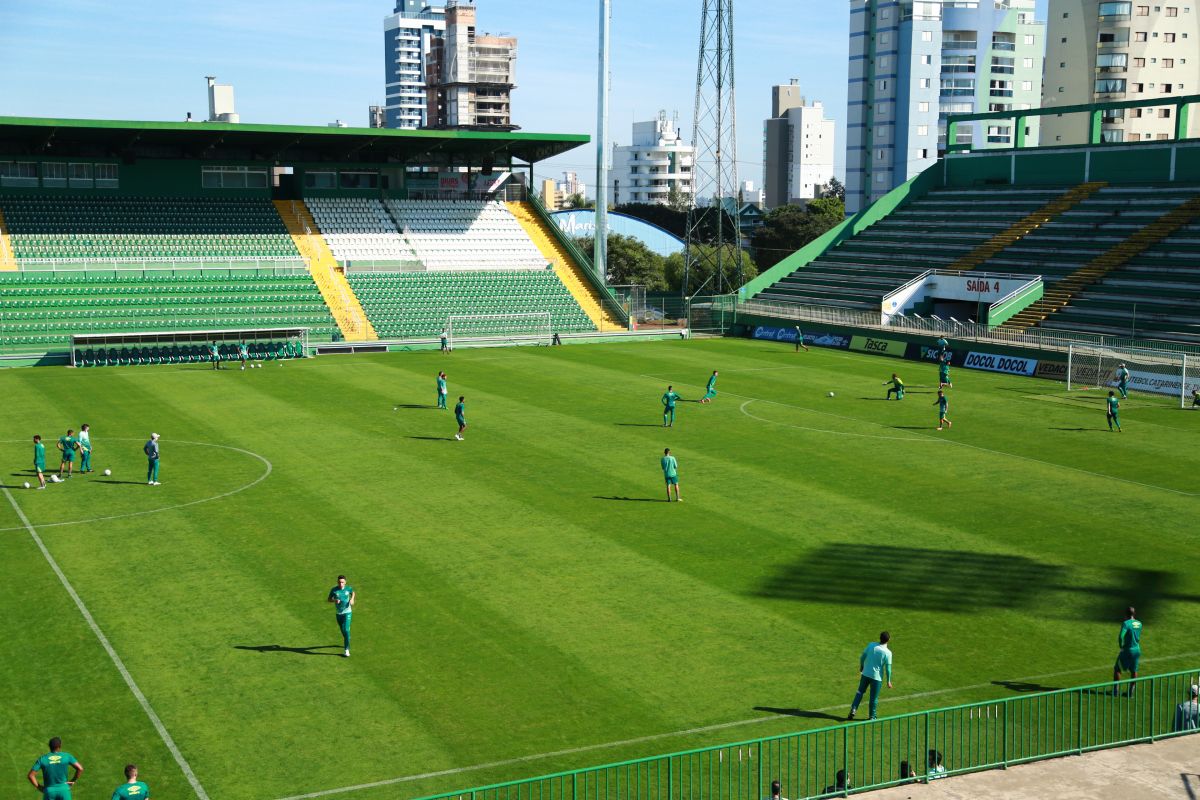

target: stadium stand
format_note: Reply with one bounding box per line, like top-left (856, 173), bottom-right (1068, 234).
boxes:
top-left (0, 207), bottom-right (16, 270)
top-left (387, 199), bottom-right (549, 270)
top-left (346, 269), bottom-right (596, 340)
top-left (305, 197), bottom-right (419, 264)
top-left (0, 272), bottom-right (340, 349)
top-left (0, 196), bottom-right (299, 261)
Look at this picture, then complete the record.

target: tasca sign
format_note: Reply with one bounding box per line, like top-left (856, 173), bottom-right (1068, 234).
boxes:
top-left (929, 275), bottom-right (1032, 302)
top-left (851, 335), bottom-right (906, 357)
top-left (964, 351), bottom-right (1038, 376)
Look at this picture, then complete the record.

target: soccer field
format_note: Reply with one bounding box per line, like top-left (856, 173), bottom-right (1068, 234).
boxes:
top-left (4, 338), bottom-right (1198, 800)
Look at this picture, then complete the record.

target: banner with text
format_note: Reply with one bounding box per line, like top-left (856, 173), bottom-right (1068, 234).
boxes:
top-left (751, 326), bottom-right (851, 350)
top-left (851, 335), bottom-right (907, 358)
top-left (964, 351), bottom-right (1039, 376)
top-left (928, 275), bottom-right (1034, 303)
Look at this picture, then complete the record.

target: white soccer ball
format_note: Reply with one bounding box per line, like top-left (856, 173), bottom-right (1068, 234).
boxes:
top-left (51, 475), bottom-right (61, 483)
top-left (828, 391), bottom-right (836, 398)
top-left (23, 482), bottom-right (30, 489)
top-left (103, 469), bottom-right (112, 476)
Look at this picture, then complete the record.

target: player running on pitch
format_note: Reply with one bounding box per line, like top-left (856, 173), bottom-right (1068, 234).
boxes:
top-left (662, 385), bottom-right (681, 427)
top-left (436, 371), bottom-right (448, 409)
top-left (794, 326), bottom-right (810, 352)
top-left (884, 373), bottom-right (905, 400)
top-left (661, 447), bottom-right (681, 502)
top-left (28, 737), bottom-right (83, 799)
top-left (701, 371), bottom-right (719, 404)
top-left (1115, 363), bottom-right (1131, 399)
top-left (1106, 391), bottom-right (1122, 432)
top-left (454, 395), bottom-right (467, 440)
top-left (938, 355), bottom-right (953, 390)
top-left (110, 764), bottom-right (150, 799)
top-left (1113, 606), bottom-right (1142, 696)
top-left (32, 434), bottom-right (47, 489)
top-left (57, 428), bottom-right (79, 479)
top-left (327, 575), bottom-right (355, 657)
top-left (934, 390), bottom-right (952, 431)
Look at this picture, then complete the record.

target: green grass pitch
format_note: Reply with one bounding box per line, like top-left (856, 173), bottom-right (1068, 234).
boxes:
top-left (3, 338), bottom-right (1198, 800)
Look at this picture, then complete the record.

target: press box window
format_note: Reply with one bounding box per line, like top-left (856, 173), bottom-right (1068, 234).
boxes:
top-left (0, 161), bottom-right (38, 188)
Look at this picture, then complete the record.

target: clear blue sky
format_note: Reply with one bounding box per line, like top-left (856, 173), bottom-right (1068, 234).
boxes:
top-left (0, 0), bottom-right (1047, 196)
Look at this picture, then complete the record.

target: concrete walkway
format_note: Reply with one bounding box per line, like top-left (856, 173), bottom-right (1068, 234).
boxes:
top-left (865, 735), bottom-right (1198, 799)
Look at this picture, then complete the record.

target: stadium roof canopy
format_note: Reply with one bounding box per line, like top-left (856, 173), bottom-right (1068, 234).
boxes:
top-left (0, 116), bottom-right (589, 165)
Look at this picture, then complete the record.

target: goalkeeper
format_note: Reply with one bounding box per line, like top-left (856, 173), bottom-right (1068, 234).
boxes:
top-left (1192, 389), bottom-right (1200, 408)
top-left (1114, 363), bottom-right (1131, 399)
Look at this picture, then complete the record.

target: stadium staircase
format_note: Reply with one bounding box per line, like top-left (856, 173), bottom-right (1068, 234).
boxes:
top-left (273, 200), bottom-right (378, 342)
top-left (346, 269), bottom-right (597, 340)
top-left (0, 208), bottom-right (16, 270)
top-left (505, 201), bottom-right (624, 330)
top-left (945, 182), bottom-right (1108, 271)
top-left (1001, 192), bottom-right (1200, 333)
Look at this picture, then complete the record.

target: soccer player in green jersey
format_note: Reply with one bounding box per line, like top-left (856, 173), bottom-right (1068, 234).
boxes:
top-left (328, 575), bottom-right (355, 657)
top-left (938, 356), bottom-right (953, 390)
top-left (1113, 606), bottom-right (1142, 696)
top-left (57, 428), bottom-right (79, 479)
top-left (78, 423), bottom-right (93, 473)
top-left (33, 434), bottom-right (47, 489)
top-left (701, 370), bottom-right (719, 403)
top-left (208, 341), bottom-right (221, 370)
top-left (848, 632), bottom-right (893, 720)
top-left (884, 374), bottom-right (904, 400)
top-left (28, 737), bottom-right (83, 799)
top-left (661, 447), bottom-right (681, 502)
top-left (238, 342), bottom-right (249, 370)
top-left (662, 385), bottom-right (681, 427)
top-left (437, 371), bottom-right (448, 409)
top-left (144, 433), bottom-right (161, 485)
top-left (454, 396), bottom-right (467, 440)
top-left (111, 764), bottom-right (150, 799)
top-left (1192, 389), bottom-right (1200, 408)
top-left (1106, 391), bottom-right (1122, 432)
top-left (794, 326), bottom-right (810, 352)
top-left (440, 329), bottom-right (450, 353)
top-left (1115, 364), bottom-right (1131, 399)
top-left (934, 391), bottom-right (952, 431)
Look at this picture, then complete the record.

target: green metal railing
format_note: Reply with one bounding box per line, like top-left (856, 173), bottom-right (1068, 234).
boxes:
top-left (415, 669), bottom-right (1199, 800)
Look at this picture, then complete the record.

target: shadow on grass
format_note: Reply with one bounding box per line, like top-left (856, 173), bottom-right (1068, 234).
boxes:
top-left (614, 423), bottom-right (666, 428)
top-left (593, 495), bottom-right (665, 503)
top-left (91, 479), bottom-right (154, 485)
top-left (890, 426), bottom-right (934, 430)
top-left (234, 644), bottom-right (344, 657)
top-left (406, 436), bottom-right (451, 442)
top-left (1049, 427), bottom-right (1097, 432)
top-left (754, 706), bottom-right (845, 722)
top-left (393, 404), bottom-right (437, 410)
top-left (993, 680), bottom-right (1063, 694)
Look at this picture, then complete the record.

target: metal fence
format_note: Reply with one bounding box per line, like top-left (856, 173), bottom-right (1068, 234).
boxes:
top-left (416, 669), bottom-right (1200, 800)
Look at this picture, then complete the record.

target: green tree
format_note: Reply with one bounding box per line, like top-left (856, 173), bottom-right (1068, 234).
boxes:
top-left (664, 244), bottom-right (757, 296)
top-left (750, 200), bottom-right (844, 270)
top-left (666, 184), bottom-right (691, 213)
top-left (820, 176), bottom-right (846, 203)
top-left (574, 233), bottom-right (668, 292)
top-left (563, 193), bottom-right (594, 210)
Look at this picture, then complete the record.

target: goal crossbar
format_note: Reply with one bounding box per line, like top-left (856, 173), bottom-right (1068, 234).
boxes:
top-left (445, 312), bottom-right (553, 350)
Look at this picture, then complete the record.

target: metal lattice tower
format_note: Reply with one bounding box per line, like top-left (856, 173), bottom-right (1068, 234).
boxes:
top-left (684, 0), bottom-right (743, 298)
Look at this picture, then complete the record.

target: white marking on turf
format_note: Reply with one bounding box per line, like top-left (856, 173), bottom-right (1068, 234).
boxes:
top-left (3, 488), bottom-right (211, 799)
top-left (0, 439), bottom-right (272, 532)
top-left (273, 652), bottom-right (1200, 800)
top-left (740, 400), bottom-right (940, 442)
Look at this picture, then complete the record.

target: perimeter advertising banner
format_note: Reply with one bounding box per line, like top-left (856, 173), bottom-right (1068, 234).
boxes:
top-left (850, 335), bottom-right (907, 357)
top-left (963, 351), bottom-right (1038, 376)
top-left (750, 326), bottom-right (851, 349)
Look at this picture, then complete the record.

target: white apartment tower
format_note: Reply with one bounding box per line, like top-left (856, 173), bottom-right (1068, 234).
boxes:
top-left (383, 0), bottom-right (446, 129)
top-left (611, 112), bottom-right (696, 206)
top-left (763, 81), bottom-right (837, 208)
top-left (847, 0), bottom-right (1045, 214)
top-left (1042, 0), bottom-right (1200, 144)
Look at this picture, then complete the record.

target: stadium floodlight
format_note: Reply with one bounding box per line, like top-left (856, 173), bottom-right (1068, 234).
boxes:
top-left (446, 313), bottom-right (553, 350)
top-left (1067, 343), bottom-right (1195, 408)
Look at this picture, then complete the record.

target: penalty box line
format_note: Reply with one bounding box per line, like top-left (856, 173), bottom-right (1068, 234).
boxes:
top-left (273, 651), bottom-right (1200, 800)
top-left (2, 488), bottom-right (211, 800)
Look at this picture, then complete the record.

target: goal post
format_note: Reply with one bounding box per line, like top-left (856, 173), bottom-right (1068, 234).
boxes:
top-left (445, 312), bottom-right (553, 350)
top-left (1067, 343), bottom-right (1197, 408)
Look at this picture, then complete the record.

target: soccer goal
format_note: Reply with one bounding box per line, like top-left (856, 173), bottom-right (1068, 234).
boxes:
top-left (1067, 343), bottom-right (1197, 407)
top-left (445, 312), bottom-right (554, 350)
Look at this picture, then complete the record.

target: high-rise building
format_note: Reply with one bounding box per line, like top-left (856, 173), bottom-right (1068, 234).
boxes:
top-left (1042, 1), bottom-right (1200, 144)
top-left (540, 179), bottom-right (559, 210)
top-left (383, 0), bottom-right (446, 129)
top-left (846, 0), bottom-right (1044, 213)
top-left (763, 81), bottom-right (837, 208)
top-left (558, 171), bottom-right (585, 199)
top-left (610, 111), bottom-right (696, 207)
top-left (426, 1), bottom-right (518, 130)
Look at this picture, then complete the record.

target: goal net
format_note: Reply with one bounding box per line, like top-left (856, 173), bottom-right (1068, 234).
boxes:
top-left (1067, 343), bottom-right (1197, 407)
top-left (445, 312), bottom-right (553, 350)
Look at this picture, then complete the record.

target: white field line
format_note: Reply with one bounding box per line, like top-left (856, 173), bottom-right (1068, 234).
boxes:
top-left (3, 488), bottom-right (210, 799)
top-left (273, 652), bottom-right (1200, 800)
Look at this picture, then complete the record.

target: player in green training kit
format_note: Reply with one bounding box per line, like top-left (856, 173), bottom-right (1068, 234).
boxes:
top-left (144, 432), bottom-right (161, 485)
top-left (1113, 606), bottom-right (1142, 696)
top-left (794, 326), bottom-right (810, 352)
top-left (32, 434), bottom-right (47, 489)
top-left (938, 356), bottom-right (953, 389)
top-left (661, 447), bottom-right (681, 502)
top-left (436, 371), bottom-right (448, 409)
top-left (662, 385), bottom-right (680, 426)
top-left (208, 341), bottom-right (221, 369)
top-left (28, 737), bottom-right (83, 799)
top-left (111, 764), bottom-right (150, 799)
top-left (884, 373), bottom-right (904, 400)
top-left (1115, 363), bottom-right (1130, 399)
top-left (454, 396), bottom-right (467, 440)
top-left (78, 423), bottom-right (93, 473)
top-left (701, 370), bottom-right (719, 403)
top-left (1106, 391), bottom-right (1122, 432)
top-left (238, 341), bottom-right (249, 370)
top-left (934, 390), bottom-right (952, 430)
top-left (848, 632), bottom-right (893, 720)
top-left (328, 575), bottom-right (355, 657)
top-left (57, 428), bottom-right (79, 479)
